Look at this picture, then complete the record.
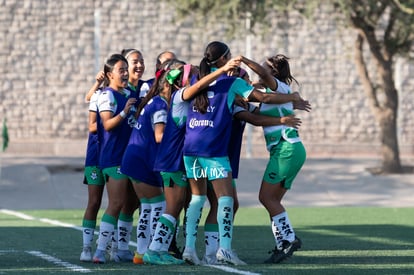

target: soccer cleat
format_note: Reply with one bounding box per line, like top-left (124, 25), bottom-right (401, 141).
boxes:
top-left (168, 237), bottom-right (183, 259)
top-left (92, 249), bottom-right (107, 264)
top-left (264, 247), bottom-right (286, 264)
top-left (113, 249), bottom-right (134, 262)
top-left (282, 236), bottom-right (302, 257)
top-left (143, 249), bottom-right (163, 265)
top-left (216, 248), bottom-right (246, 265)
top-left (264, 236), bottom-right (302, 264)
top-left (109, 245), bottom-right (118, 261)
top-left (159, 251), bottom-right (185, 265)
top-left (144, 250), bottom-right (185, 265)
top-left (133, 251), bottom-right (144, 264)
top-left (80, 247), bottom-right (92, 262)
top-left (182, 247), bottom-right (201, 265)
top-left (95, 238), bottom-right (112, 256)
top-left (201, 253), bottom-right (218, 265)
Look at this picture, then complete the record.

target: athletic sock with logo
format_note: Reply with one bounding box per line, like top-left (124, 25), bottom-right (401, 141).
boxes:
top-left (217, 196), bottom-right (234, 250)
top-left (149, 194), bottom-right (166, 240)
top-left (271, 211), bottom-right (295, 244)
top-left (117, 212), bottom-right (133, 251)
top-left (204, 223), bottom-right (219, 255)
top-left (185, 194), bottom-right (206, 249)
top-left (136, 199), bottom-right (151, 254)
top-left (96, 214), bottom-right (117, 251)
top-left (149, 214), bottom-right (176, 252)
top-left (82, 219), bottom-right (96, 248)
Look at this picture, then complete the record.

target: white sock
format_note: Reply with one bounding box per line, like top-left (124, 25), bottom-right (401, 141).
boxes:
top-left (271, 211), bottom-right (295, 243)
top-left (82, 227), bottom-right (95, 248)
top-left (150, 200), bottom-right (166, 240)
top-left (117, 219), bottom-right (133, 251)
top-left (96, 222), bottom-right (114, 251)
top-left (204, 230), bottom-right (219, 256)
top-left (136, 202), bottom-right (151, 254)
top-left (149, 214), bottom-right (176, 252)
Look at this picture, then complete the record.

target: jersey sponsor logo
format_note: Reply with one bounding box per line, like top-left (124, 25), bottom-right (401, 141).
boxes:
top-left (127, 115), bottom-right (137, 127)
top-left (134, 122), bottom-right (142, 130)
top-left (188, 118), bottom-right (214, 129)
top-left (192, 106), bottom-right (215, 113)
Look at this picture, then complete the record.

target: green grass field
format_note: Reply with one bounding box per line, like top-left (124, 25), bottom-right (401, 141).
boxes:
top-left (1, 207), bottom-right (413, 274)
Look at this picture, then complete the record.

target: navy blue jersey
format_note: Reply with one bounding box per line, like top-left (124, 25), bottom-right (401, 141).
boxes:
top-left (183, 73), bottom-right (253, 158)
top-left (97, 87), bottom-right (134, 169)
top-left (121, 95), bottom-right (168, 186)
top-left (153, 89), bottom-right (188, 172)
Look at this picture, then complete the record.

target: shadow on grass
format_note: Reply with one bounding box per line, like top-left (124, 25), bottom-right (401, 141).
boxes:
top-left (1, 225), bottom-right (413, 274)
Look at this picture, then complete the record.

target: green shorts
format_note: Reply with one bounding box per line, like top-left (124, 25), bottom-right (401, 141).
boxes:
top-left (102, 166), bottom-right (129, 182)
top-left (161, 171), bottom-right (188, 188)
top-left (183, 156), bottom-right (232, 181)
top-left (83, 166), bottom-right (105, 186)
top-left (263, 141), bottom-right (306, 189)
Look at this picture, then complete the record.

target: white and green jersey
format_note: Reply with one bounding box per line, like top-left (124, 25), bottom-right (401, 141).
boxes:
top-left (259, 78), bottom-right (301, 151)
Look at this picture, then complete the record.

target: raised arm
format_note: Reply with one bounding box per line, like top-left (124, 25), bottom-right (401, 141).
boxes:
top-left (85, 71), bottom-right (105, 102)
top-left (182, 58), bottom-right (241, 101)
top-left (238, 55), bottom-right (277, 91)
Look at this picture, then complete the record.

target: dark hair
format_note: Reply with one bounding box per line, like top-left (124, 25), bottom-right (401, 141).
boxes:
top-left (161, 58), bottom-right (185, 71)
top-left (194, 41), bottom-right (230, 113)
top-left (102, 54), bottom-right (128, 87)
top-left (135, 59), bottom-right (185, 117)
top-left (156, 51), bottom-right (177, 71)
top-left (121, 48), bottom-right (143, 60)
top-left (265, 54), bottom-right (299, 86)
top-left (199, 41), bottom-right (229, 78)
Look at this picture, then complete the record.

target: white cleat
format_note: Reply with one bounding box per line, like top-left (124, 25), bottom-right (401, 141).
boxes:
top-left (201, 253), bottom-right (219, 265)
top-left (80, 247), bottom-right (92, 262)
top-left (216, 248), bottom-right (247, 265)
top-left (182, 247), bottom-right (201, 265)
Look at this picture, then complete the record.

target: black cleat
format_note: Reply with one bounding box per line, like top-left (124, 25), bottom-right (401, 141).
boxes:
top-left (168, 234), bottom-right (183, 259)
top-left (264, 236), bottom-right (302, 264)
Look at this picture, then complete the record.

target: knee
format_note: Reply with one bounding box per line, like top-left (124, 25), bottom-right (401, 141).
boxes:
top-left (258, 192), bottom-right (269, 206)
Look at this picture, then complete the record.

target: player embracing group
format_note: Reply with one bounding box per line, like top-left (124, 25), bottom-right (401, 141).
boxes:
top-left (79, 41), bottom-right (311, 267)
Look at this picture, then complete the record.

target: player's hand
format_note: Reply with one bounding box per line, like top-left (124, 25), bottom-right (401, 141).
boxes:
top-left (96, 71), bottom-right (105, 84)
top-left (281, 115), bottom-right (302, 129)
top-left (293, 99), bottom-right (311, 112)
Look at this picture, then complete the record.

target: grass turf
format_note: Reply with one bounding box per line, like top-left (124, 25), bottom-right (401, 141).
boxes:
top-left (0, 207), bottom-right (413, 274)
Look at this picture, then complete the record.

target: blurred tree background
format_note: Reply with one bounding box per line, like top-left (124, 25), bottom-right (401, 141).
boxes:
top-left (165, 0), bottom-right (414, 173)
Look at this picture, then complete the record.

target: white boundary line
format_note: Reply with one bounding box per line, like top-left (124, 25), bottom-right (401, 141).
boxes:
top-left (26, 250), bottom-right (91, 273)
top-left (1, 208), bottom-right (260, 275)
top-left (206, 264), bottom-right (261, 275)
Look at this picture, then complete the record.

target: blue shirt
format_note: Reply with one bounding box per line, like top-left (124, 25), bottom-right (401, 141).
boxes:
top-left (121, 95), bottom-right (168, 185)
top-left (183, 74), bottom-right (253, 158)
top-left (154, 89), bottom-right (188, 172)
top-left (97, 87), bottom-right (134, 169)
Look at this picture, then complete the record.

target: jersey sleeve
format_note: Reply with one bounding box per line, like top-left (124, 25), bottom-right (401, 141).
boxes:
top-left (152, 109), bottom-right (168, 124)
top-left (97, 90), bottom-right (116, 113)
top-left (88, 91), bottom-right (100, 112)
top-left (171, 88), bottom-right (188, 127)
top-left (227, 78), bottom-right (254, 110)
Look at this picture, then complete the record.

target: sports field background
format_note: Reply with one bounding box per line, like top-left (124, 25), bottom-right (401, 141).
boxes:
top-left (1, 207), bottom-right (413, 274)
top-left (1, 156), bottom-right (414, 274)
